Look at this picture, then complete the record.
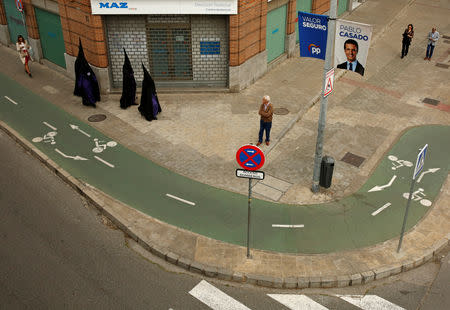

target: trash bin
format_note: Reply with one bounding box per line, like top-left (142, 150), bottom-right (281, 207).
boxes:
top-left (319, 156), bottom-right (334, 188)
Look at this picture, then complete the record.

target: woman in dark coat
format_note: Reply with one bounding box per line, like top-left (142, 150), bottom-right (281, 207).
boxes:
top-left (401, 24), bottom-right (414, 58)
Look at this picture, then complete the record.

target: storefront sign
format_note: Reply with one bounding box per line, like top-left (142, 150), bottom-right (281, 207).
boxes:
top-left (90, 0), bottom-right (238, 15)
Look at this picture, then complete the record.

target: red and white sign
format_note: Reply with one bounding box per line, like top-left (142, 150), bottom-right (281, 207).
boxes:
top-left (15, 0), bottom-right (23, 12)
top-left (323, 68), bottom-right (334, 98)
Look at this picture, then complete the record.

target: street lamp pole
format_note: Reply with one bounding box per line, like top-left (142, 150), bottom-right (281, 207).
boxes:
top-left (311, 0), bottom-right (338, 193)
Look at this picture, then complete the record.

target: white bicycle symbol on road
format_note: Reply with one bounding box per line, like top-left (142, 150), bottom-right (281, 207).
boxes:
top-left (32, 131), bottom-right (57, 145)
top-left (92, 138), bottom-right (117, 153)
top-left (402, 188), bottom-right (432, 207)
top-left (388, 155), bottom-right (413, 170)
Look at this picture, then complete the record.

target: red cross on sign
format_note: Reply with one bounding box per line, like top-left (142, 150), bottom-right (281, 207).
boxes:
top-left (236, 145), bottom-right (265, 171)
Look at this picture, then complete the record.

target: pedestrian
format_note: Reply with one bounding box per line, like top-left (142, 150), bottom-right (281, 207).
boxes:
top-left (401, 24), bottom-right (414, 58)
top-left (425, 27), bottom-right (439, 60)
top-left (16, 35), bottom-right (32, 77)
top-left (257, 95), bottom-right (273, 146)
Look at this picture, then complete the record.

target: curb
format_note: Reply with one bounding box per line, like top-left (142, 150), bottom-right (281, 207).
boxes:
top-left (2, 120), bottom-right (449, 289)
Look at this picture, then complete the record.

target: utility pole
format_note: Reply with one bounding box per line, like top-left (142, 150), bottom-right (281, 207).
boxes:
top-left (311, 0), bottom-right (338, 193)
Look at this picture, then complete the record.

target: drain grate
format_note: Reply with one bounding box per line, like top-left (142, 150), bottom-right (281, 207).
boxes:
top-left (435, 63), bottom-right (449, 69)
top-left (341, 152), bottom-right (365, 167)
top-left (422, 98), bottom-right (440, 106)
top-left (443, 35), bottom-right (450, 39)
top-left (88, 114), bottom-right (107, 122)
top-left (444, 40), bottom-right (450, 44)
top-left (274, 107), bottom-right (289, 115)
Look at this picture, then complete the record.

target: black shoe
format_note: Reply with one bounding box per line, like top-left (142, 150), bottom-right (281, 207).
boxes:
top-left (401, 55), bottom-right (404, 59)
top-left (28, 73), bottom-right (32, 77)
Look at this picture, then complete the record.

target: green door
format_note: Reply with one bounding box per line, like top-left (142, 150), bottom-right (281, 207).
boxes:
top-left (266, 5), bottom-right (287, 63)
top-left (338, 0), bottom-right (348, 16)
top-left (34, 7), bottom-right (66, 68)
top-left (3, 0), bottom-right (28, 43)
top-left (296, 0), bottom-right (313, 43)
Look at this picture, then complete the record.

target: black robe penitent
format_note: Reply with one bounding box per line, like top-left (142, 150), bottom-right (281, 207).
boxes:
top-left (120, 48), bottom-right (137, 109)
top-left (138, 64), bottom-right (162, 121)
top-left (74, 39), bottom-right (100, 107)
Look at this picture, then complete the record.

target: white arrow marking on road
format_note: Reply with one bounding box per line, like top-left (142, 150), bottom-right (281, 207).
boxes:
top-left (189, 280), bottom-right (251, 310)
top-left (272, 224), bottom-right (304, 228)
top-left (417, 168), bottom-right (440, 183)
top-left (368, 175), bottom-right (397, 192)
top-left (43, 121), bottom-right (57, 131)
top-left (338, 295), bottom-right (405, 310)
top-left (371, 203), bottom-right (392, 216)
top-left (69, 124), bottom-right (91, 137)
top-left (166, 193), bottom-right (195, 206)
top-left (4, 96), bottom-right (18, 105)
top-left (55, 148), bottom-right (88, 161)
top-left (268, 294), bottom-right (328, 310)
top-left (94, 155), bottom-right (115, 168)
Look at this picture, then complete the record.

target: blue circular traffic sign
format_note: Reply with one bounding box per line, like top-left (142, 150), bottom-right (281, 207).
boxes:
top-left (16, 0), bottom-right (23, 12)
top-left (236, 145), bottom-right (265, 171)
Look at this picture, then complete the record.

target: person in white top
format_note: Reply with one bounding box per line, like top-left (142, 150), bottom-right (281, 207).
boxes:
top-left (425, 27), bottom-right (439, 60)
top-left (16, 35), bottom-right (32, 77)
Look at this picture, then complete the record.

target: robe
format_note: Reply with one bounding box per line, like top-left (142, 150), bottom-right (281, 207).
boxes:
top-left (120, 48), bottom-right (137, 109)
top-left (138, 64), bottom-right (162, 121)
top-left (73, 39), bottom-right (100, 107)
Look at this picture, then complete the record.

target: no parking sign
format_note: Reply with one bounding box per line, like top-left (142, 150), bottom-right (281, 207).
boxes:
top-left (16, 0), bottom-right (24, 12)
top-left (235, 145), bottom-right (265, 171)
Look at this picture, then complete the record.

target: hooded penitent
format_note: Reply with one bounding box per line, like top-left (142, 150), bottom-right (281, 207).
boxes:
top-left (138, 64), bottom-right (162, 121)
top-left (120, 48), bottom-right (137, 109)
top-left (74, 39), bottom-right (100, 107)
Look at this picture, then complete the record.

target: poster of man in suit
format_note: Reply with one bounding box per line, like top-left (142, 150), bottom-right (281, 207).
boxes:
top-left (335, 20), bottom-right (372, 76)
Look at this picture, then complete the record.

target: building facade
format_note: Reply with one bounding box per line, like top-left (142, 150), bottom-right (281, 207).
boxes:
top-left (0, 0), bottom-right (355, 93)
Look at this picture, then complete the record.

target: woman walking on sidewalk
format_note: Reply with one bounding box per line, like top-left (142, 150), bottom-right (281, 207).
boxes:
top-left (16, 35), bottom-right (32, 77)
top-left (401, 24), bottom-right (414, 58)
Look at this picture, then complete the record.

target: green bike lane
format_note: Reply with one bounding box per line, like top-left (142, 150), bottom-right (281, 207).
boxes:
top-left (1, 72), bottom-right (449, 254)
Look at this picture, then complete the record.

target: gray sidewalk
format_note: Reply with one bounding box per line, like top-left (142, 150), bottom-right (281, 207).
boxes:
top-left (1, 0), bottom-right (449, 287)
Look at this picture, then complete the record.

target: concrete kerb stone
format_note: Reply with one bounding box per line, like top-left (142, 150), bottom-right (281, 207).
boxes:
top-left (432, 239), bottom-right (449, 256)
top-left (177, 257), bottom-right (192, 270)
top-left (337, 275), bottom-right (351, 287)
top-left (374, 264), bottom-right (401, 280)
top-left (217, 268), bottom-right (233, 281)
top-left (402, 260), bottom-right (415, 272)
top-left (309, 276), bottom-right (321, 288)
top-left (350, 273), bottom-right (362, 286)
top-left (297, 277), bottom-right (310, 289)
top-left (189, 261), bottom-right (205, 275)
top-left (166, 252), bottom-right (179, 264)
top-left (321, 276), bottom-right (338, 288)
top-left (361, 271), bottom-right (375, 284)
top-left (283, 277), bottom-right (298, 289)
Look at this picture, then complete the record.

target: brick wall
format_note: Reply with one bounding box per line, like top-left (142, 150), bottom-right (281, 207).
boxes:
top-left (105, 15), bottom-right (148, 87)
top-left (0, 1), bottom-right (7, 25)
top-left (229, 0), bottom-right (267, 66)
top-left (312, 0), bottom-right (330, 14)
top-left (23, 0), bottom-right (39, 39)
top-left (57, 0), bottom-right (107, 68)
top-left (191, 15), bottom-right (228, 83)
top-left (286, 0), bottom-right (297, 35)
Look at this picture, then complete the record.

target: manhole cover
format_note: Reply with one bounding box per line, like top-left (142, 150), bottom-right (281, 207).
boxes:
top-left (88, 114), bottom-right (107, 122)
top-left (435, 63), bottom-right (449, 69)
top-left (422, 98), bottom-right (440, 106)
top-left (274, 107), bottom-right (289, 115)
top-left (341, 152), bottom-right (365, 168)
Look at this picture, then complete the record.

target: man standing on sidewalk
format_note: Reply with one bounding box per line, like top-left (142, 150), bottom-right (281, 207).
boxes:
top-left (425, 27), bottom-right (439, 60)
top-left (257, 95), bottom-right (273, 146)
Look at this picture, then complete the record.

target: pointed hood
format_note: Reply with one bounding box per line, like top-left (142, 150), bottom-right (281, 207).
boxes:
top-left (120, 48), bottom-right (137, 109)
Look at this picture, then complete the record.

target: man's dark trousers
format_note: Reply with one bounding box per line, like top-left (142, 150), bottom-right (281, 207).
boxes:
top-left (258, 120), bottom-right (272, 143)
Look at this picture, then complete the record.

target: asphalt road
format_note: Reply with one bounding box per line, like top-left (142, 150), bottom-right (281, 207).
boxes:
top-left (2, 129), bottom-right (449, 310)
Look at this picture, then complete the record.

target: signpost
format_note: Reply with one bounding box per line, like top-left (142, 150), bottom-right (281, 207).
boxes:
top-left (236, 145), bottom-right (265, 258)
top-left (397, 144), bottom-right (428, 252)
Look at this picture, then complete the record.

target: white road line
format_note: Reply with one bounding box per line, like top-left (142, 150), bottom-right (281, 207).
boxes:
top-left (338, 295), bottom-right (405, 310)
top-left (166, 193), bottom-right (195, 206)
top-left (189, 280), bottom-right (251, 310)
top-left (371, 203), bottom-right (392, 216)
top-left (4, 96), bottom-right (18, 105)
top-left (94, 155), bottom-right (115, 168)
top-left (268, 294), bottom-right (328, 310)
top-left (43, 121), bottom-right (57, 130)
top-left (272, 224), bottom-right (304, 228)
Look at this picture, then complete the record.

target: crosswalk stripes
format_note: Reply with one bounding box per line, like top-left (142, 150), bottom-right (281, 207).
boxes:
top-left (189, 280), bottom-right (406, 310)
top-left (338, 295), bottom-right (405, 310)
top-left (189, 280), bottom-right (251, 310)
top-left (267, 294), bottom-right (328, 309)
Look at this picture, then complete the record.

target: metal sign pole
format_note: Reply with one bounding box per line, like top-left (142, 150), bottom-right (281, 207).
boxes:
top-left (311, 0), bottom-right (338, 192)
top-left (247, 178), bottom-right (252, 258)
top-left (397, 178), bottom-right (416, 252)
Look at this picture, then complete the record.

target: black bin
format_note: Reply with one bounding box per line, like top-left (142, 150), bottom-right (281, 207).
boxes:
top-left (319, 156), bottom-right (334, 188)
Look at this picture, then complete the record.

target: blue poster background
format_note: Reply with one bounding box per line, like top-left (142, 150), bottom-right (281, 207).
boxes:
top-left (298, 11), bottom-right (328, 60)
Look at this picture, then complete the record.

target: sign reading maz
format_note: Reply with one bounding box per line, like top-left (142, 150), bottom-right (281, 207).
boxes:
top-left (99, 2), bottom-right (128, 8)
